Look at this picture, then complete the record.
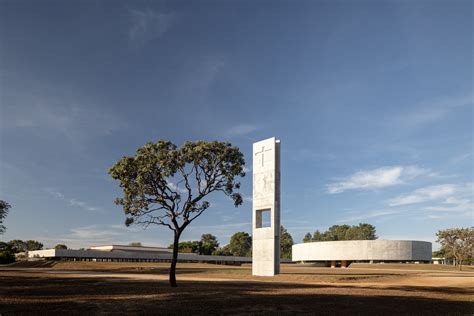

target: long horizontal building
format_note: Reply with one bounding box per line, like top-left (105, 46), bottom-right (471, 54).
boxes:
top-left (28, 244), bottom-right (292, 264)
top-left (28, 245), bottom-right (250, 264)
top-left (292, 240), bottom-right (432, 267)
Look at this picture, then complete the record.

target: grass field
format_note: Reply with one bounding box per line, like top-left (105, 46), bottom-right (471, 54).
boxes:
top-left (0, 261), bottom-right (472, 315)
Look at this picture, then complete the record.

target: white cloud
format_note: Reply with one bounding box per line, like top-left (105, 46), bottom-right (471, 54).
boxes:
top-left (70, 224), bottom-right (135, 240)
top-left (326, 165), bottom-right (430, 194)
top-left (46, 188), bottom-right (103, 213)
top-left (129, 9), bottom-right (175, 45)
top-left (388, 183), bottom-right (471, 206)
top-left (396, 94), bottom-right (473, 127)
top-left (168, 182), bottom-right (188, 194)
top-left (225, 124), bottom-right (259, 137)
top-left (35, 224), bottom-right (164, 249)
top-left (242, 194), bottom-right (253, 202)
top-left (2, 101), bottom-right (124, 143)
top-left (242, 166), bottom-right (252, 173)
top-left (337, 210), bottom-right (404, 223)
top-left (183, 57), bottom-right (226, 94)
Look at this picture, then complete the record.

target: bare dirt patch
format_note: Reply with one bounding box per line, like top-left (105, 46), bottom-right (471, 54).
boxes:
top-left (0, 262), bottom-right (472, 315)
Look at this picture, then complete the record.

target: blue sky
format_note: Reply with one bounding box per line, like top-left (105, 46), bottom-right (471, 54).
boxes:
top-left (0, 0), bottom-right (472, 250)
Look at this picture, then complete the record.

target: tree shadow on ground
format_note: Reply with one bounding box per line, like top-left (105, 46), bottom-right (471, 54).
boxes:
top-left (0, 276), bottom-right (472, 315)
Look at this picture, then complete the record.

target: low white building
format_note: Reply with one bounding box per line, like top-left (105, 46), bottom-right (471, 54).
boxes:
top-left (292, 240), bottom-right (432, 267)
top-left (89, 244), bottom-right (173, 253)
top-left (27, 244), bottom-right (250, 264)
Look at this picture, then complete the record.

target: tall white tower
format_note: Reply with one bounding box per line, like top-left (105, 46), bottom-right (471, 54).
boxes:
top-left (252, 137), bottom-right (280, 276)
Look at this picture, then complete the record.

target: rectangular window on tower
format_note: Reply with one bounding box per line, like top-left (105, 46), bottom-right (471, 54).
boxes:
top-left (256, 209), bottom-right (271, 228)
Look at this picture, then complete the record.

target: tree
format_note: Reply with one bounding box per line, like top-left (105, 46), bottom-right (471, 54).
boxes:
top-left (312, 230), bottom-right (323, 241)
top-left (309, 223), bottom-right (378, 242)
top-left (109, 140), bottom-right (245, 287)
top-left (0, 200), bottom-right (11, 234)
top-left (303, 232), bottom-right (312, 243)
top-left (326, 224), bottom-right (351, 241)
top-left (228, 232), bottom-right (252, 257)
top-left (54, 244), bottom-right (68, 250)
top-left (280, 225), bottom-right (294, 259)
top-left (436, 227), bottom-right (473, 270)
top-left (212, 244), bottom-right (232, 256)
top-left (25, 240), bottom-right (43, 251)
top-left (129, 242), bottom-right (143, 247)
top-left (7, 240), bottom-right (27, 253)
top-left (0, 242), bottom-right (15, 264)
top-left (199, 234), bottom-right (219, 255)
top-left (168, 241), bottom-right (200, 253)
top-left (345, 223), bottom-right (377, 240)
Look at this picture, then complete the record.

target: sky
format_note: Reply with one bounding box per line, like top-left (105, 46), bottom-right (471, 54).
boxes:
top-left (0, 0), bottom-right (472, 250)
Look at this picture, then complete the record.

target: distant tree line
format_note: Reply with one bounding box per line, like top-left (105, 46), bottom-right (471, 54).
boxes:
top-left (0, 240), bottom-right (69, 264)
top-left (0, 240), bottom-right (43, 263)
top-left (168, 233), bottom-right (220, 255)
top-left (303, 223), bottom-right (377, 242)
top-left (170, 226), bottom-right (294, 259)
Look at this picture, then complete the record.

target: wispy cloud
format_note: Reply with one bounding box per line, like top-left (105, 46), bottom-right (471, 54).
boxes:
top-left (2, 101), bottom-right (124, 143)
top-left (326, 165), bottom-right (431, 194)
top-left (225, 124), bottom-right (259, 137)
top-left (387, 183), bottom-right (472, 207)
top-left (396, 94), bottom-right (473, 127)
top-left (242, 166), bottom-right (252, 173)
top-left (337, 210), bottom-right (404, 223)
top-left (168, 182), bottom-right (188, 194)
top-left (46, 188), bottom-right (103, 213)
top-left (242, 194), bottom-right (253, 202)
top-left (449, 152), bottom-right (473, 165)
top-left (183, 57), bottom-right (226, 94)
top-left (70, 224), bottom-right (136, 240)
top-left (128, 9), bottom-right (175, 45)
top-left (35, 224), bottom-right (162, 249)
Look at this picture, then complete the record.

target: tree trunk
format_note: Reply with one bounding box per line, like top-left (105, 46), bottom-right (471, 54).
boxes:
top-left (169, 231), bottom-right (181, 287)
top-left (458, 260), bottom-right (462, 271)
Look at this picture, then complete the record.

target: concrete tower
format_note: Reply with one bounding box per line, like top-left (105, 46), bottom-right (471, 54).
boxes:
top-left (252, 137), bottom-right (280, 276)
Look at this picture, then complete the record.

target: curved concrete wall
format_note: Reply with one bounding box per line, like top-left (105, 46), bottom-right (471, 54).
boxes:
top-left (292, 240), bottom-right (432, 262)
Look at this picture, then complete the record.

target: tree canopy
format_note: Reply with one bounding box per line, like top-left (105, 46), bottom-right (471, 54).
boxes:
top-left (436, 227), bottom-right (473, 270)
top-left (129, 242), bottom-right (143, 247)
top-left (169, 234), bottom-right (219, 255)
top-left (303, 232), bottom-right (312, 243)
top-left (304, 223), bottom-right (377, 242)
top-left (3, 240), bottom-right (43, 253)
top-left (0, 242), bottom-right (15, 264)
top-left (109, 140), bottom-right (245, 287)
top-left (215, 227), bottom-right (293, 259)
top-left (54, 244), bottom-right (68, 250)
top-left (227, 231), bottom-right (252, 257)
top-left (199, 233), bottom-right (219, 255)
top-left (0, 200), bottom-right (11, 234)
top-left (280, 225), bottom-right (294, 259)
top-left (25, 240), bottom-right (43, 251)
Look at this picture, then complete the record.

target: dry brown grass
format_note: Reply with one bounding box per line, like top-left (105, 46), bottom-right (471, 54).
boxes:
top-left (0, 262), bottom-right (472, 315)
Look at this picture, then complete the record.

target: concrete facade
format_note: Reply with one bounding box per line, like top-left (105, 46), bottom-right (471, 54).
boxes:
top-left (27, 248), bottom-right (293, 264)
top-left (292, 240), bottom-right (432, 263)
top-left (252, 137), bottom-right (281, 276)
top-left (89, 244), bottom-right (171, 253)
top-left (28, 248), bottom-right (250, 263)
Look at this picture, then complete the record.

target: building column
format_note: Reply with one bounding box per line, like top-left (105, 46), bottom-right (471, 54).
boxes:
top-left (330, 260), bottom-right (336, 268)
top-left (341, 260), bottom-right (347, 268)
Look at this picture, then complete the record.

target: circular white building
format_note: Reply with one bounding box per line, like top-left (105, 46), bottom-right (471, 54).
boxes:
top-left (292, 240), bottom-right (432, 267)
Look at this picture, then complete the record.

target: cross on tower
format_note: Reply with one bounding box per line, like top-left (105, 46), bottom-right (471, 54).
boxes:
top-left (255, 146), bottom-right (272, 167)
